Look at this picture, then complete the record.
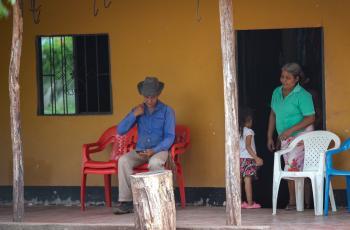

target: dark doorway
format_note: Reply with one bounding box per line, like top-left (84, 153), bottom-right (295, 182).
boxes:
top-left (237, 28), bottom-right (324, 208)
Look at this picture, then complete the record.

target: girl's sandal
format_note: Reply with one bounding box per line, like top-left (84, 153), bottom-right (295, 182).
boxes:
top-left (241, 201), bottom-right (248, 208)
top-left (246, 202), bottom-right (261, 209)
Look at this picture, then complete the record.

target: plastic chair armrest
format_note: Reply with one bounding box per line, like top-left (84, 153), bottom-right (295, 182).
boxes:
top-left (273, 147), bottom-right (295, 173)
top-left (275, 147), bottom-right (293, 157)
top-left (82, 143), bottom-right (101, 162)
top-left (325, 146), bottom-right (343, 171)
top-left (82, 136), bottom-right (116, 162)
top-left (170, 142), bottom-right (187, 159)
top-left (273, 151), bottom-right (283, 173)
top-left (326, 146), bottom-right (344, 157)
top-left (84, 142), bottom-right (101, 152)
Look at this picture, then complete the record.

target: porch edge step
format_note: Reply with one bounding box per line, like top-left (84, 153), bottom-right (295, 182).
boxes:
top-left (0, 222), bottom-right (270, 230)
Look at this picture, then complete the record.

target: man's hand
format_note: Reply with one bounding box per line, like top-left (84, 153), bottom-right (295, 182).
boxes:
top-left (133, 104), bottom-right (144, 117)
top-left (138, 149), bottom-right (155, 158)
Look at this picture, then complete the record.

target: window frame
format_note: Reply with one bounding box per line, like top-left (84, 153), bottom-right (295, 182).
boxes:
top-left (35, 33), bottom-right (113, 116)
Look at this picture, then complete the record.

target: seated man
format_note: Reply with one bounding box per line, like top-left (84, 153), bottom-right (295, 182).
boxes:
top-left (113, 76), bottom-right (176, 215)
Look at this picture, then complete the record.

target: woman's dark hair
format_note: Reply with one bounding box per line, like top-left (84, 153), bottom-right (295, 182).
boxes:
top-left (238, 107), bottom-right (254, 137)
top-left (281, 62), bottom-right (305, 84)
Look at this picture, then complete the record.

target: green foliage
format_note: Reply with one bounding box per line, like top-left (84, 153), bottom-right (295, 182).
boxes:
top-left (0, 1), bottom-right (9, 18)
top-left (0, 0), bottom-right (15, 18)
top-left (40, 36), bottom-right (76, 114)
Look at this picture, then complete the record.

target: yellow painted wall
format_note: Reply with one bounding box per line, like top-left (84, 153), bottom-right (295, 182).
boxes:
top-left (0, 0), bottom-right (349, 189)
top-left (0, 0), bottom-right (225, 187)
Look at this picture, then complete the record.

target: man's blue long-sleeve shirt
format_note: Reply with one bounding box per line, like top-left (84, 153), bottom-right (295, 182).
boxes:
top-left (117, 101), bottom-right (176, 153)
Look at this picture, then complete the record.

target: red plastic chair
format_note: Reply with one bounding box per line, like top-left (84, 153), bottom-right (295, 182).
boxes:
top-left (133, 125), bottom-right (190, 208)
top-left (80, 126), bottom-right (137, 211)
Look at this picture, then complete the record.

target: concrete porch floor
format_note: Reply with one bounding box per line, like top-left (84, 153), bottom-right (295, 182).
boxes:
top-left (0, 205), bottom-right (349, 230)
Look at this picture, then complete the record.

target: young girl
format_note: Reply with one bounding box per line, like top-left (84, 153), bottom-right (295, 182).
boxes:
top-left (239, 108), bottom-right (263, 209)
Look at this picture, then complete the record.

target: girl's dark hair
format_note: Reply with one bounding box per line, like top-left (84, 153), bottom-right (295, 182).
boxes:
top-left (238, 107), bottom-right (254, 137)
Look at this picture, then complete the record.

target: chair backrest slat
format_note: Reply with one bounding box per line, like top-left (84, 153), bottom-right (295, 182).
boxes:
top-left (174, 125), bottom-right (190, 147)
top-left (97, 126), bottom-right (137, 161)
top-left (289, 131), bottom-right (340, 171)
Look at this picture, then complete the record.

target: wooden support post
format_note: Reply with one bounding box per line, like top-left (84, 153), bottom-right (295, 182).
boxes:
top-left (9, 0), bottom-right (24, 222)
top-left (218, 0), bottom-right (241, 226)
top-left (131, 170), bottom-right (176, 230)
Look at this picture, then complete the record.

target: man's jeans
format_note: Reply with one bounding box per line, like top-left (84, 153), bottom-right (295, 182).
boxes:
top-left (117, 150), bottom-right (168, 201)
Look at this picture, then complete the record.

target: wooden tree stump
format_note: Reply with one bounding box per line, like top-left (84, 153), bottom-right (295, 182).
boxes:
top-left (130, 170), bottom-right (176, 230)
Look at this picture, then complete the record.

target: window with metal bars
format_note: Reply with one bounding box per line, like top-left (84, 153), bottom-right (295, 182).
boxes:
top-left (36, 34), bottom-right (112, 115)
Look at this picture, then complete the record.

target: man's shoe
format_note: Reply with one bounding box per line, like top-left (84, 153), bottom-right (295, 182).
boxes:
top-left (113, 201), bottom-right (134, 215)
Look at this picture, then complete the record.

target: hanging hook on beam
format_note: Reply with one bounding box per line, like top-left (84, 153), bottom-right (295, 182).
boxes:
top-left (30, 0), bottom-right (41, 24)
top-left (94, 0), bottom-right (112, 17)
top-left (104, 0), bottom-right (111, 8)
top-left (94, 0), bottom-right (99, 17)
top-left (196, 0), bottom-right (202, 22)
top-left (93, 0), bottom-right (99, 16)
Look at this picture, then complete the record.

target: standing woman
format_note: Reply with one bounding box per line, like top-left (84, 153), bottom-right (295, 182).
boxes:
top-left (267, 63), bottom-right (315, 210)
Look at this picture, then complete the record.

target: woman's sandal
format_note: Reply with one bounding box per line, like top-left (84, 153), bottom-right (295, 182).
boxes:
top-left (285, 203), bottom-right (296, 210)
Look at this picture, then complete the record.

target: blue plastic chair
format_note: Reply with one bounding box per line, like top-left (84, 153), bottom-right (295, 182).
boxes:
top-left (324, 138), bottom-right (350, 216)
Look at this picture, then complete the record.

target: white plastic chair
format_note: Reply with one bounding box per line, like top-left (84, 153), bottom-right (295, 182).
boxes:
top-left (272, 130), bottom-right (340, 216)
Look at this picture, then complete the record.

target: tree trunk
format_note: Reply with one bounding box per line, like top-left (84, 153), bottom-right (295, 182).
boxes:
top-left (131, 170), bottom-right (176, 230)
top-left (9, 0), bottom-right (24, 222)
top-left (218, 0), bottom-right (241, 226)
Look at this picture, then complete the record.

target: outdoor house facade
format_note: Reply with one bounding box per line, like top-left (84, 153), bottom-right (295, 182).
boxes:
top-left (1, 0), bottom-right (350, 206)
